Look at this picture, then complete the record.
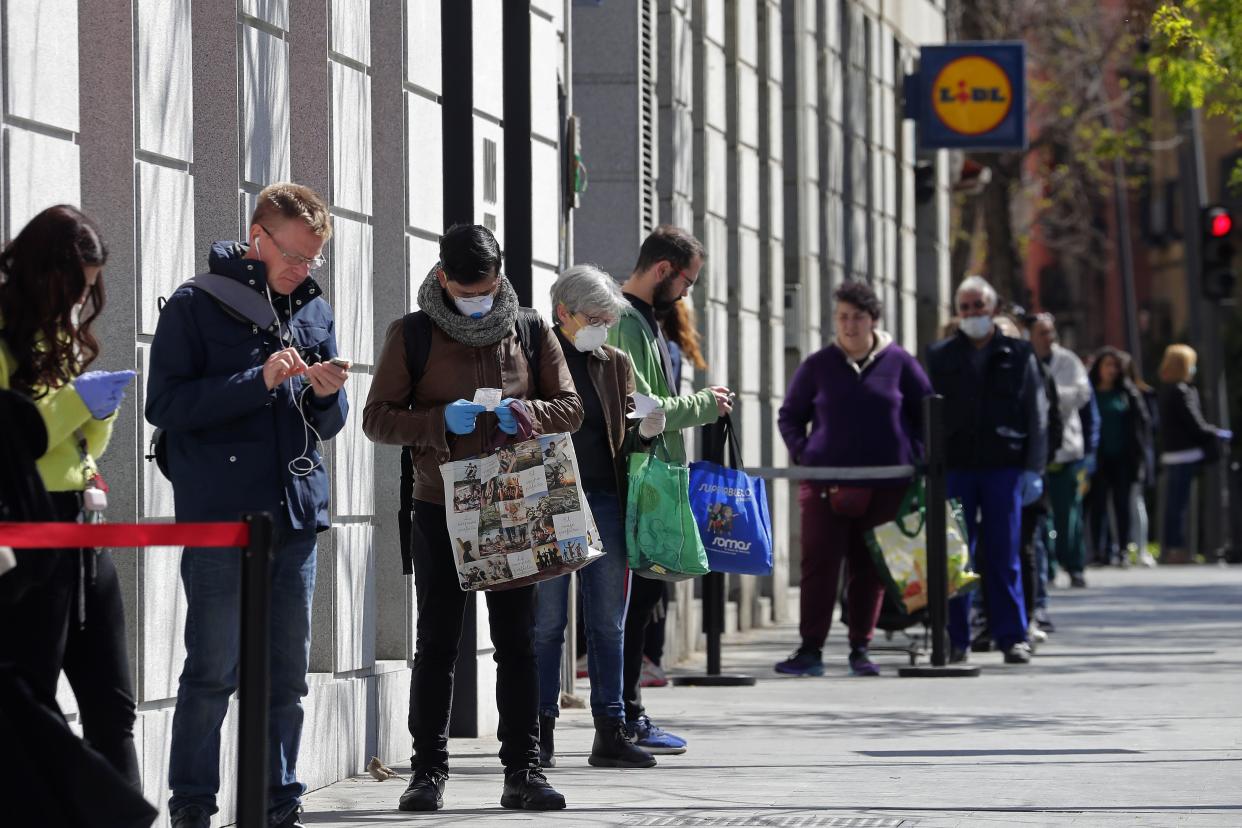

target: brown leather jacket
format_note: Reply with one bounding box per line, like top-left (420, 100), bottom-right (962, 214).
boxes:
top-left (560, 332), bottom-right (640, 496)
top-left (362, 316), bottom-right (584, 504)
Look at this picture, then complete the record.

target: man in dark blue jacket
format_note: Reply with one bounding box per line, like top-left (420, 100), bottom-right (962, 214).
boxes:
top-left (146, 182), bottom-right (349, 828)
top-left (927, 276), bottom-right (1047, 666)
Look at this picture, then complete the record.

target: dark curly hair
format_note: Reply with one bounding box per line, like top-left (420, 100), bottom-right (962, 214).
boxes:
top-left (834, 279), bottom-right (881, 320)
top-left (0, 205), bottom-right (108, 396)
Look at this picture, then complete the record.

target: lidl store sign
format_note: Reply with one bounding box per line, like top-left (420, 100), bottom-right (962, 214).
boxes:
top-left (908, 42), bottom-right (1027, 151)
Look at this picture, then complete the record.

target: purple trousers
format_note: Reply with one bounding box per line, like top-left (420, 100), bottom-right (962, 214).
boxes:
top-left (798, 482), bottom-right (907, 650)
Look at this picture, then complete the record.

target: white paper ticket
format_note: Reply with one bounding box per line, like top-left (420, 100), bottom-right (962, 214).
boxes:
top-left (473, 387), bottom-right (503, 410)
top-left (627, 391), bottom-right (660, 419)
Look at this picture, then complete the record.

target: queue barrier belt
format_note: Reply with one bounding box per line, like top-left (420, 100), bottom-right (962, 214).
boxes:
top-left (0, 522), bottom-right (250, 549)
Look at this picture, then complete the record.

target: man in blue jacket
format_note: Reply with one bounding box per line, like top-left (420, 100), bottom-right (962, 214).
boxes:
top-left (146, 183), bottom-right (349, 828)
top-left (927, 276), bottom-right (1047, 666)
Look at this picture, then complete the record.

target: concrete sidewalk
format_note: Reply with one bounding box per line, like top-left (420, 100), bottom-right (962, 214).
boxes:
top-left (301, 565), bottom-right (1242, 827)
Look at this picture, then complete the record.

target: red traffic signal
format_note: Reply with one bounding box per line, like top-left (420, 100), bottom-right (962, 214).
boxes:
top-left (1208, 207), bottom-right (1232, 238)
top-left (1203, 205), bottom-right (1237, 300)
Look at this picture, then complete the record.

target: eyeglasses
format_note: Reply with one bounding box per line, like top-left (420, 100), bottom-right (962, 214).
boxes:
top-left (260, 225), bottom-right (327, 271)
top-left (577, 312), bottom-right (613, 327)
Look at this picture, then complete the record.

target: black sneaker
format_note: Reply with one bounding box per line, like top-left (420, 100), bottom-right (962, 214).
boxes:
top-left (273, 807), bottom-right (305, 828)
top-left (500, 767), bottom-right (567, 810)
top-left (398, 768), bottom-right (447, 811)
top-left (1034, 608), bottom-right (1056, 632)
top-left (774, 646), bottom-right (824, 676)
top-left (848, 648), bottom-right (880, 677)
top-left (589, 717), bottom-right (657, 768)
top-left (1070, 572), bottom-right (1087, 588)
top-left (538, 713), bottom-right (556, 768)
top-left (970, 628), bottom-right (993, 653)
top-left (949, 647), bottom-right (969, 665)
top-left (1003, 642), bottom-right (1033, 664)
top-left (170, 806), bottom-right (211, 828)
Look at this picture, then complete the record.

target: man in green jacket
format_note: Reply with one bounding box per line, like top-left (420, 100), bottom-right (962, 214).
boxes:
top-left (608, 224), bottom-right (731, 754)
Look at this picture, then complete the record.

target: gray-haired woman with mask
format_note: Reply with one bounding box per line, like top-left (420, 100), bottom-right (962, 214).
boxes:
top-left (532, 264), bottom-right (664, 770)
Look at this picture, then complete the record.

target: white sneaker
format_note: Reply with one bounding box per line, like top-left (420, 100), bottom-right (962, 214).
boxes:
top-left (640, 656), bottom-right (668, 687)
top-left (1138, 549), bottom-right (1157, 568)
top-left (1029, 625), bottom-right (1048, 645)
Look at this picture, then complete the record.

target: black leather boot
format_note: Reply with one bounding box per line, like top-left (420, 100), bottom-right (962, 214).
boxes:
top-left (398, 768), bottom-right (447, 811)
top-left (538, 713), bottom-right (556, 768)
top-left (500, 767), bottom-right (567, 810)
top-left (588, 716), bottom-right (657, 768)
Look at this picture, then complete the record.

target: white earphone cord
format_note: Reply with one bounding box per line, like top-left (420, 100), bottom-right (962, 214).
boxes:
top-left (265, 281), bottom-right (323, 478)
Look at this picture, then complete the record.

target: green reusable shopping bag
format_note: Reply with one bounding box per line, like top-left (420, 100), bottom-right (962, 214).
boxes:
top-left (865, 480), bottom-right (979, 614)
top-left (625, 436), bottom-right (709, 581)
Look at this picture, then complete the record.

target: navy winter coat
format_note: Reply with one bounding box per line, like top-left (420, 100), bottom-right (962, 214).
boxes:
top-left (145, 242), bottom-right (349, 530)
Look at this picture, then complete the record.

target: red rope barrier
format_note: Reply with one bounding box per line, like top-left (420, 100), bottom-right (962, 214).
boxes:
top-left (0, 522), bottom-right (250, 549)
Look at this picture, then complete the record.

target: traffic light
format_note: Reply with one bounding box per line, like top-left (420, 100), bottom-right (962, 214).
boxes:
top-left (1202, 204), bottom-right (1236, 300)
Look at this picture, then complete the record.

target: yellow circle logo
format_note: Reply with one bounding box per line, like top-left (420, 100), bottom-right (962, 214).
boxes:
top-left (932, 56), bottom-right (1014, 136)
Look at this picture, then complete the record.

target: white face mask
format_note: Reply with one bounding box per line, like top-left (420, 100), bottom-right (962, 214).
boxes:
top-left (571, 322), bottom-right (609, 352)
top-left (454, 292), bottom-right (494, 319)
top-left (960, 315), bottom-right (994, 340)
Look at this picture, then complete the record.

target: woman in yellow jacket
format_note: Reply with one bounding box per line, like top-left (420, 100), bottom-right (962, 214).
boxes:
top-left (0, 205), bottom-right (140, 787)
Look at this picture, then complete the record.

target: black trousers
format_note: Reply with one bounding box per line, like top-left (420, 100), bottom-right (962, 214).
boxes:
top-left (622, 573), bottom-right (666, 722)
top-left (0, 494), bottom-right (139, 789)
top-left (0, 548), bottom-right (73, 707)
top-left (1088, 455), bottom-right (1133, 561)
top-left (64, 549), bottom-right (141, 788)
top-left (410, 500), bottom-right (539, 773)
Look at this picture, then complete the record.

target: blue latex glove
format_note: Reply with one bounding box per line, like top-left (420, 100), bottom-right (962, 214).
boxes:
top-left (494, 398), bottom-right (520, 435)
top-left (444, 400), bottom-right (486, 435)
top-left (74, 370), bottom-right (137, 419)
top-left (1020, 471), bottom-right (1044, 506)
top-left (1217, 428), bottom-right (1233, 441)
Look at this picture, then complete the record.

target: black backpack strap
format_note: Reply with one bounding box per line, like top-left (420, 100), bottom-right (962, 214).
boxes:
top-left (515, 308), bottom-right (543, 399)
top-left (184, 273), bottom-right (279, 332)
top-left (397, 311), bottom-right (435, 576)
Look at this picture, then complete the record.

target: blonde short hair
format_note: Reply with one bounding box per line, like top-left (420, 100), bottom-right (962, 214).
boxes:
top-left (251, 182), bottom-right (333, 239)
top-left (1159, 344), bottom-right (1197, 384)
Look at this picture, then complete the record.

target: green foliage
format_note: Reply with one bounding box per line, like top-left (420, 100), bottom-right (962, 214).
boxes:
top-left (1149, 1), bottom-right (1241, 114)
top-left (1149, 0), bottom-right (1242, 188)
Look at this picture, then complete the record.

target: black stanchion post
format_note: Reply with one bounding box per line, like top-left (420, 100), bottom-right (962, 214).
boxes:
top-left (899, 396), bottom-right (980, 678)
top-left (237, 512), bottom-right (274, 827)
top-left (924, 395), bottom-right (948, 667)
top-left (704, 571), bottom-right (724, 675)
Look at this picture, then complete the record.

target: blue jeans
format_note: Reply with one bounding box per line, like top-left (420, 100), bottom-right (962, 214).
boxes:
top-left (533, 491), bottom-right (629, 721)
top-left (947, 468), bottom-right (1028, 651)
top-left (169, 524), bottom-right (317, 822)
top-left (1162, 461), bottom-right (1200, 549)
top-left (1032, 513), bottom-right (1050, 610)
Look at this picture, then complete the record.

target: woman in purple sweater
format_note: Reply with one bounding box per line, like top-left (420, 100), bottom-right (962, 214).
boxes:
top-left (776, 281), bottom-right (933, 676)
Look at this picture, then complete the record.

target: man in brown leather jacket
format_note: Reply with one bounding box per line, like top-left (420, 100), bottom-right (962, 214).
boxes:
top-left (362, 224), bottom-right (582, 813)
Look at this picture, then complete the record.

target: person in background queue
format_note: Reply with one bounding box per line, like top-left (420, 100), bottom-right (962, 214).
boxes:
top-left (608, 225), bottom-right (731, 754)
top-left (926, 276), bottom-right (1048, 665)
top-left (776, 280), bottom-right (933, 677)
top-left (363, 224), bottom-right (582, 812)
top-left (1156, 345), bottom-right (1228, 564)
top-left (532, 264), bottom-right (663, 770)
top-left (147, 183), bottom-right (350, 828)
top-left (1029, 313), bottom-right (1090, 589)
top-left (0, 205), bottom-right (143, 793)
top-left (1086, 347), bottom-right (1151, 569)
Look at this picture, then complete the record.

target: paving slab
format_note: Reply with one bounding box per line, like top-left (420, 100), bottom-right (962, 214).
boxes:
top-left (301, 565), bottom-right (1242, 827)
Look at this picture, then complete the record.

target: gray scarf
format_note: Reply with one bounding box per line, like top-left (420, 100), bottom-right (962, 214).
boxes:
top-left (416, 264), bottom-right (520, 347)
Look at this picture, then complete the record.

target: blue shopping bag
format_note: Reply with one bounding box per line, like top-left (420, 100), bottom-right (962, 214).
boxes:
top-left (689, 416), bottom-right (773, 575)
